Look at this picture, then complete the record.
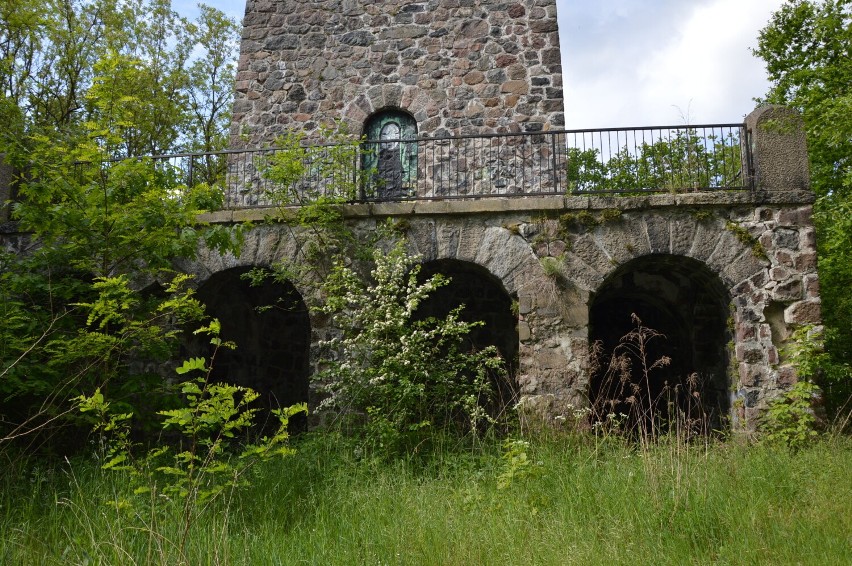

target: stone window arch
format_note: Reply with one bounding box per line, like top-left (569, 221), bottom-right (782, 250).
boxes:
top-left (363, 109), bottom-right (418, 199)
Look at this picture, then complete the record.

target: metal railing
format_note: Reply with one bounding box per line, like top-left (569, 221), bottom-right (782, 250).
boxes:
top-left (79, 124), bottom-right (752, 210)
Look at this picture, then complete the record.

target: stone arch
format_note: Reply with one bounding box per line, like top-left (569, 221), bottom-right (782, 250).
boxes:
top-left (408, 219), bottom-right (542, 299)
top-left (186, 266), bottom-right (311, 430)
top-left (555, 212), bottom-right (768, 295)
top-left (415, 258), bottom-right (520, 410)
top-left (343, 85), bottom-right (437, 138)
top-left (588, 254), bottom-right (732, 431)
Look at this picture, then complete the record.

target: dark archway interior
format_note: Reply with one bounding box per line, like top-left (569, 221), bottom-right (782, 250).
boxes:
top-left (188, 268), bottom-right (311, 431)
top-left (589, 255), bottom-right (731, 432)
top-left (414, 259), bottom-right (519, 409)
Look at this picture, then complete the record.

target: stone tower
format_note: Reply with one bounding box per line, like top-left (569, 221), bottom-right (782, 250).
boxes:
top-left (230, 0), bottom-right (565, 146)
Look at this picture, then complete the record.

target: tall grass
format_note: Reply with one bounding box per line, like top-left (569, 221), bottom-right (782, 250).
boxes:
top-left (2, 432), bottom-right (850, 565)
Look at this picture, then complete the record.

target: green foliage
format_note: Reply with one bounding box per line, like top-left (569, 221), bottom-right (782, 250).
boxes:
top-left (496, 438), bottom-right (540, 490)
top-left (75, 322), bottom-right (306, 559)
top-left (0, 0), bottom-right (245, 446)
top-left (0, 265), bottom-right (215, 450)
top-left (15, 150), bottom-right (236, 278)
top-left (538, 256), bottom-right (563, 278)
top-left (754, 0), bottom-right (852, 414)
top-left (253, 123), bottom-right (374, 299)
top-left (566, 130), bottom-right (744, 193)
top-left (3, 434), bottom-right (851, 563)
top-left (784, 325), bottom-right (852, 420)
top-left (0, 0), bottom-right (239, 159)
top-left (725, 221), bottom-right (769, 261)
top-left (763, 381), bottom-right (821, 448)
top-left (557, 209), bottom-right (622, 236)
top-left (263, 122), bottom-right (367, 206)
top-left (315, 241), bottom-right (506, 455)
top-left (184, 4), bottom-right (240, 154)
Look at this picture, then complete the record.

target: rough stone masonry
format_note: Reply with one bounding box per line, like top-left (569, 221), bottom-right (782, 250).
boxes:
top-left (189, 115), bottom-right (820, 433)
top-left (0, 2), bottom-right (824, 432)
top-left (230, 0), bottom-right (565, 146)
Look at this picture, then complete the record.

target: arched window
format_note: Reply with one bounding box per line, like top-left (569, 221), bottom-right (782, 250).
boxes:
top-left (363, 110), bottom-right (417, 199)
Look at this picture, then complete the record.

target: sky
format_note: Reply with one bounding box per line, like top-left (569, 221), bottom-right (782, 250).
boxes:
top-left (178, 0), bottom-right (786, 129)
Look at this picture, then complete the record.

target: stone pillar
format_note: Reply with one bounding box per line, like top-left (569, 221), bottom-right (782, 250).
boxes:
top-left (745, 105), bottom-right (811, 194)
top-left (0, 153), bottom-right (14, 223)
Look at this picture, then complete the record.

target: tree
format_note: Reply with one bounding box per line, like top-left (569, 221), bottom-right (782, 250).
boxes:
top-left (0, 0), bottom-right (240, 161)
top-left (754, 0), bottom-right (852, 413)
top-left (185, 4), bottom-right (240, 155)
top-left (0, 1), bottom-right (244, 451)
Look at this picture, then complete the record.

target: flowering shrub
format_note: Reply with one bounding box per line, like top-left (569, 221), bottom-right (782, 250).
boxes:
top-left (316, 241), bottom-right (506, 454)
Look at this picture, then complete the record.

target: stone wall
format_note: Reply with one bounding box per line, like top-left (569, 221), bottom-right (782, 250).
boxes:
top-left (231, 0), bottom-right (564, 146)
top-left (186, 107), bottom-right (821, 432)
top-left (184, 190), bottom-right (817, 432)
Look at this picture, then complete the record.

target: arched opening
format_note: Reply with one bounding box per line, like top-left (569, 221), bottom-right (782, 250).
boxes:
top-left (588, 255), bottom-right (731, 434)
top-left (363, 109), bottom-right (418, 199)
top-left (187, 267), bottom-right (311, 431)
top-left (414, 259), bottom-right (519, 413)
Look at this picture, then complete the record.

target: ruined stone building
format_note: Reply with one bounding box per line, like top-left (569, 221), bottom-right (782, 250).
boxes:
top-left (0, 0), bottom-right (822, 432)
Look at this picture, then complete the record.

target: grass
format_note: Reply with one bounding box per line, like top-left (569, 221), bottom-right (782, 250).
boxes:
top-left (2, 432), bottom-right (851, 565)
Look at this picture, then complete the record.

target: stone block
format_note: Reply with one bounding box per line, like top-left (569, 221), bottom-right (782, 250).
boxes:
top-left (571, 234), bottom-right (614, 275)
top-left (536, 346), bottom-right (567, 370)
top-left (784, 300), bottom-right (821, 325)
top-left (408, 220), bottom-right (437, 260)
top-left (670, 215), bottom-right (698, 256)
top-left (745, 106), bottom-right (810, 192)
top-left (475, 226), bottom-right (531, 281)
top-left (721, 251), bottom-right (767, 287)
top-left (560, 253), bottom-right (605, 291)
top-left (644, 215), bottom-right (670, 254)
top-left (688, 220), bottom-right (722, 262)
top-left (777, 205), bottom-right (812, 226)
top-left (706, 230), bottom-right (745, 274)
top-left (772, 227), bottom-right (800, 250)
top-left (454, 220), bottom-right (487, 262)
top-left (804, 274), bottom-right (820, 298)
top-left (736, 344), bottom-right (765, 364)
top-left (739, 363), bottom-right (766, 387)
top-left (596, 216), bottom-right (650, 263)
top-left (500, 80), bottom-right (529, 95)
top-left (435, 222), bottom-right (461, 260)
top-left (794, 251), bottom-right (817, 272)
top-left (770, 278), bottom-right (803, 301)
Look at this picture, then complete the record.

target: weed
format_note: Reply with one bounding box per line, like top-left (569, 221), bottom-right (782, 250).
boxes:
top-left (762, 381), bottom-right (820, 448)
top-left (725, 221), bottom-right (768, 261)
top-left (589, 314), bottom-right (713, 445)
top-left (503, 222), bottom-right (521, 235)
top-left (539, 256), bottom-right (562, 278)
top-left (599, 208), bottom-right (622, 222)
top-left (690, 208), bottom-right (715, 223)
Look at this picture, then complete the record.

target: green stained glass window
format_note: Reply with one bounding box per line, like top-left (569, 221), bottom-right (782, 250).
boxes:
top-left (363, 110), bottom-right (417, 199)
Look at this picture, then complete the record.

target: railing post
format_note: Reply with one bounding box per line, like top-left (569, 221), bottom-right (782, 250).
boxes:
top-left (744, 105), bottom-right (810, 195)
top-left (0, 153), bottom-right (13, 223)
top-left (355, 148), bottom-right (362, 201)
top-left (187, 154), bottom-right (194, 187)
top-left (742, 124), bottom-right (755, 191)
top-left (551, 132), bottom-right (559, 194)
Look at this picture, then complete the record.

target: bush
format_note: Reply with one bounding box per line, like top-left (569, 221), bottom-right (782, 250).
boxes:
top-left (315, 241), bottom-right (507, 455)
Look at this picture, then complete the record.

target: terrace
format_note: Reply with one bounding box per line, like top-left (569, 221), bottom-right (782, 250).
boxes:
top-left (86, 123), bottom-right (752, 211)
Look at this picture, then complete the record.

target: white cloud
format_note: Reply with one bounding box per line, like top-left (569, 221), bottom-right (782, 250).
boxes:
top-left (559, 0), bottom-right (785, 128)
